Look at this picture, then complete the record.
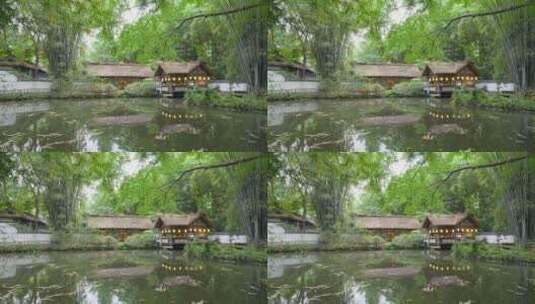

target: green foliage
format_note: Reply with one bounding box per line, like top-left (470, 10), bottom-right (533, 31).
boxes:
top-left (452, 90), bottom-right (535, 111)
top-left (122, 79), bottom-right (158, 97)
top-left (52, 232), bottom-right (119, 251)
top-left (184, 241), bottom-right (267, 263)
top-left (122, 230), bottom-right (157, 249)
top-left (452, 242), bottom-right (535, 263)
top-left (184, 88), bottom-right (267, 111)
top-left (319, 232), bottom-right (385, 250)
top-left (52, 79), bottom-right (120, 99)
top-left (385, 231), bottom-right (425, 250)
top-left (388, 80), bottom-right (425, 97)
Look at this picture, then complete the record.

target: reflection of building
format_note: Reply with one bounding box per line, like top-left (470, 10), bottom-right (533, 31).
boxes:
top-left (423, 213), bottom-right (479, 249)
top-left (352, 63), bottom-right (421, 88)
top-left (155, 61), bottom-right (210, 97)
top-left (0, 102), bottom-right (50, 127)
top-left (86, 215), bottom-right (154, 241)
top-left (155, 213), bottom-right (212, 249)
top-left (427, 262), bottom-right (472, 273)
top-left (352, 215), bottom-right (421, 241)
top-left (86, 63), bottom-right (153, 89)
top-left (428, 110), bottom-right (472, 121)
top-left (161, 262), bottom-right (204, 273)
top-left (422, 61), bottom-right (479, 97)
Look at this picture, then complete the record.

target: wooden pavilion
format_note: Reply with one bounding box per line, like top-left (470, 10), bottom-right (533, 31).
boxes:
top-left (154, 61), bottom-right (211, 97)
top-left (268, 213), bottom-right (317, 232)
top-left (0, 61), bottom-right (48, 80)
top-left (352, 215), bottom-right (422, 241)
top-left (422, 61), bottom-right (479, 97)
top-left (154, 213), bottom-right (212, 249)
top-left (0, 211), bottom-right (48, 231)
top-left (268, 61), bottom-right (317, 81)
top-left (352, 63), bottom-right (421, 88)
top-left (86, 215), bottom-right (154, 241)
top-left (86, 63), bottom-right (153, 89)
top-left (422, 213), bottom-right (479, 249)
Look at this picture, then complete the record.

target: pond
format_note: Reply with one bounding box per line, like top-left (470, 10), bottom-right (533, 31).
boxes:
top-left (268, 250), bottom-right (535, 304)
top-left (268, 98), bottom-right (535, 151)
top-left (0, 250), bottom-right (266, 303)
top-left (0, 98), bottom-right (266, 151)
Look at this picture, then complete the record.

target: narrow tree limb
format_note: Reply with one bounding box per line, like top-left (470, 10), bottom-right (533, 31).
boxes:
top-left (164, 154), bottom-right (264, 189)
top-left (444, 0), bottom-right (535, 29)
top-left (440, 154), bottom-right (531, 183)
top-left (176, 2), bottom-right (267, 30)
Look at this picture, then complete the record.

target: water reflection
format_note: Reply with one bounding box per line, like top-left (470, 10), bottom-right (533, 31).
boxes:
top-left (268, 98), bottom-right (534, 151)
top-left (0, 250), bottom-right (266, 304)
top-left (0, 98), bottom-right (266, 151)
top-left (268, 251), bottom-right (535, 304)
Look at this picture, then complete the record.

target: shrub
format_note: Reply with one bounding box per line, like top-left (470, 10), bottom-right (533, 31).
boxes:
top-left (319, 232), bottom-right (385, 250)
top-left (52, 79), bottom-right (119, 98)
top-left (123, 230), bottom-right (157, 249)
top-left (184, 241), bottom-right (267, 263)
top-left (52, 232), bottom-right (119, 250)
top-left (390, 80), bottom-right (425, 97)
top-left (184, 87), bottom-right (266, 111)
top-left (386, 231), bottom-right (426, 250)
top-left (123, 79), bottom-right (158, 97)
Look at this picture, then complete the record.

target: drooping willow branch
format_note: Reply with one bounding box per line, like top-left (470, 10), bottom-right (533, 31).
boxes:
top-left (175, 2), bottom-right (268, 30)
top-left (444, 0), bottom-right (535, 29)
top-left (440, 154), bottom-right (531, 183)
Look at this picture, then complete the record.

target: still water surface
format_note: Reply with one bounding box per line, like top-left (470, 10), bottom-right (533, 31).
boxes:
top-left (268, 98), bottom-right (535, 151)
top-left (0, 98), bottom-right (266, 151)
top-left (0, 250), bottom-right (265, 303)
top-left (268, 251), bottom-right (534, 304)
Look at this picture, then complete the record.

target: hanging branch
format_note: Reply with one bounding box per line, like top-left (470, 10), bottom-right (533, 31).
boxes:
top-left (440, 154), bottom-right (531, 183)
top-left (164, 154), bottom-right (264, 188)
top-left (444, 0), bottom-right (535, 29)
top-left (175, 2), bottom-right (268, 30)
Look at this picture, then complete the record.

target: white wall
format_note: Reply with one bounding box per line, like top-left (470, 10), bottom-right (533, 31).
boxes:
top-left (208, 234), bottom-right (248, 245)
top-left (0, 233), bottom-right (51, 245)
top-left (0, 81), bottom-right (52, 94)
top-left (209, 82), bottom-right (249, 93)
top-left (268, 233), bottom-right (320, 246)
top-left (268, 81), bottom-right (320, 93)
top-left (476, 234), bottom-right (515, 245)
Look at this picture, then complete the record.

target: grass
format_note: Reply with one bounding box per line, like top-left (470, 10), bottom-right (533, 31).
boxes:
top-left (385, 80), bottom-right (426, 97)
top-left (184, 87), bottom-right (267, 111)
top-left (384, 231), bottom-right (426, 250)
top-left (451, 89), bottom-right (535, 111)
top-left (452, 241), bottom-right (535, 263)
top-left (183, 241), bottom-right (267, 263)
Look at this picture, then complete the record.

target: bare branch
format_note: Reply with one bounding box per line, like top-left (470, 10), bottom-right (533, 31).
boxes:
top-left (176, 2), bottom-right (267, 30)
top-left (444, 0), bottom-right (535, 29)
top-left (440, 154), bottom-right (531, 183)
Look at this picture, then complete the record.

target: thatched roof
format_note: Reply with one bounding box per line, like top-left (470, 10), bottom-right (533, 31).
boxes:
top-left (86, 63), bottom-right (153, 78)
top-left (268, 61), bottom-right (315, 74)
top-left (154, 212), bottom-right (212, 228)
top-left (422, 213), bottom-right (479, 228)
top-left (87, 215), bottom-right (153, 230)
top-left (154, 61), bottom-right (209, 76)
top-left (0, 212), bottom-right (47, 226)
top-left (268, 213), bottom-right (316, 227)
top-left (353, 63), bottom-right (421, 78)
top-left (422, 61), bottom-right (478, 76)
top-left (353, 215), bottom-right (421, 230)
top-left (0, 61), bottom-right (47, 73)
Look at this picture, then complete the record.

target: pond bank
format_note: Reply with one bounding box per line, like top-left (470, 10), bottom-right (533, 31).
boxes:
top-left (452, 90), bottom-right (535, 112)
top-left (452, 242), bottom-right (535, 264)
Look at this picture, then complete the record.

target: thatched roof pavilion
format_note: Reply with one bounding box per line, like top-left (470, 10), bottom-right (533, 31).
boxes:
top-left (353, 215), bottom-right (421, 240)
top-left (87, 215), bottom-right (153, 241)
top-left (86, 63), bottom-right (153, 88)
top-left (422, 61), bottom-right (479, 97)
top-left (422, 213), bottom-right (479, 249)
top-left (154, 213), bottom-right (212, 248)
top-left (352, 63), bottom-right (421, 88)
